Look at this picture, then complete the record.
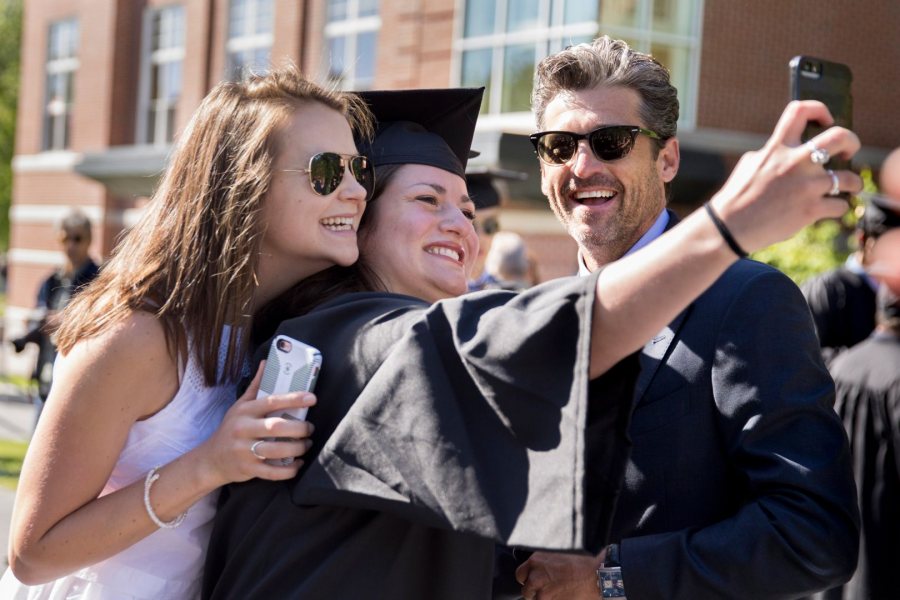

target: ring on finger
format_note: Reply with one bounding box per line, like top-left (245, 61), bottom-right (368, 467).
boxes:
top-left (826, 169), bottom-right (841, 196)
top-left (250, 439), bottom-right (266, 460)
top-left (806, 141), bottom-right (830, 166)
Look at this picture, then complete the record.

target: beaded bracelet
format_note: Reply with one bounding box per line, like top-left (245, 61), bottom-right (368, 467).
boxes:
top-left (143, 465), bottom-right (187, 529)
top-left (704, 202), bottom-right (749, 258)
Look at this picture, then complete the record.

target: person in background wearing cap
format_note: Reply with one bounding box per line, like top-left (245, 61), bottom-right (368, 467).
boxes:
top-left (823, 284), bottom-right (900, 600)
top-left (802, 147), bottom-right (900, 365)
top-left (467, 170), bottom-right (505, 290)
top-left (512, 36), bottom-right (859, 600)
top-left (203, 81), bottom-right (861, 598)
top-left (11, 210), bottom-right (99, 415)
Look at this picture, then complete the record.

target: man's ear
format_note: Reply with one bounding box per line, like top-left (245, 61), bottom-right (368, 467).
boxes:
top-left (657, 137), bottom-right (679, 184)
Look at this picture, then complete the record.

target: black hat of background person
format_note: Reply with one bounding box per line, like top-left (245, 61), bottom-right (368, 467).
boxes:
top-left (356, 88), bottom-right (484, 179)
top-left (465, 167), bottom-right (529, 210)
top-left (859, 193), bottom-right (900, 238)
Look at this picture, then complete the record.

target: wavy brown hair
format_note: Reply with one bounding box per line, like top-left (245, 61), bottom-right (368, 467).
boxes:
top-left (56, 67), bottom-right (373, 386)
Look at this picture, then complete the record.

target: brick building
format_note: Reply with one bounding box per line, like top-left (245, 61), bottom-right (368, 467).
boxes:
top-left (7, 0), bottom-right (900, 341)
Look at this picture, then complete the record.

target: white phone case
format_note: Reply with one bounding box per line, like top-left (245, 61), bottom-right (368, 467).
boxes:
top-left (257, 334), bottom-right (322, 421)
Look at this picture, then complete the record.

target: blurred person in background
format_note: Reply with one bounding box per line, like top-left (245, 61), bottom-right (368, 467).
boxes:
top-left (11, 210), bottom-right (99, 413)
top-left (802, 147), bottom-right (900, 364)
top-left (467, 168), bottom-right (526, 291)
top-left (825, 284), bottom-right (900, 600)
top-left (483, 231), bottom-right (534, 291)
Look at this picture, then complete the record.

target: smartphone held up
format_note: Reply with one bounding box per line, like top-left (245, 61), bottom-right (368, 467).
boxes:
top-left (257, 334), bottom-right (322, 421)
top-left (789, 55), bottom-right (853, 172)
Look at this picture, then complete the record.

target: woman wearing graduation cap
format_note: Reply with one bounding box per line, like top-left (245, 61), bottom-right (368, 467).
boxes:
top-left (203, 89), bottom-right (861, 599)
top-left (2, 68), bottom-right (374, 599)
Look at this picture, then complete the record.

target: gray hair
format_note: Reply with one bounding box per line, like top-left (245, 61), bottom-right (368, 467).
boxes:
top-left (532, 35), bottom-right (679, 141)
top-left (59, 209), bottom-right (93, 240)
top-left (485, 231), bottom-right (530, 282)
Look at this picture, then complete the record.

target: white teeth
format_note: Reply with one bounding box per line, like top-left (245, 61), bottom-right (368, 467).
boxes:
top-left (321, 217), bottom-right (354, 231)
top-left (575, 190), bottom-right (615, 200)
top-left (426, 246), bottom-right (461, 262)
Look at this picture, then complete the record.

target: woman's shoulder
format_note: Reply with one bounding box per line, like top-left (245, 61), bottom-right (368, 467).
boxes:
top-left (54, 310), bottom-right (180, 417)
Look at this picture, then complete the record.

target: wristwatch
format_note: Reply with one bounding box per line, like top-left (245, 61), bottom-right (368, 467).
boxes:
top-left (597, 543), bottom-right (626, 598)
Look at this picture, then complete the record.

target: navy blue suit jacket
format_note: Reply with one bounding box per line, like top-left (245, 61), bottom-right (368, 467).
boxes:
top-left (608, 212), bottom-right (859, 599)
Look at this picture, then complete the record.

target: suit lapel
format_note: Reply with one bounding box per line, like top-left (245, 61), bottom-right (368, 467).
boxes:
top-left (633, 209), bottom-right (691, 405)
top-left (634, 308), bottom-right (690, 404)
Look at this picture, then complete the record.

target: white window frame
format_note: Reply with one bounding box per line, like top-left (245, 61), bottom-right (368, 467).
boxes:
top-left (136, 4), bottom-right (185, 146)
top-left (43, 18), bottom-right (79, 151)
top-left (225, 0), bottom-right (274, 80)
top-left (322, 0), bottom-right (381, 90)
top-left (452, 0), bottom-right (704, 132)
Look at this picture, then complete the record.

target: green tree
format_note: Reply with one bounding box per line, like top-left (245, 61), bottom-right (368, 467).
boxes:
top-left (752, 168), bottom-right (878, 285)
top-left (0, 0), bottom-right (23, 251)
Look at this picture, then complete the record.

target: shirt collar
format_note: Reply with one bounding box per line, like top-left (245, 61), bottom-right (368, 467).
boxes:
top-left (578, 209), bottom-right (670, 275)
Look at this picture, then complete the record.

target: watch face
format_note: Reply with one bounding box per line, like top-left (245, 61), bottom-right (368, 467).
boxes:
top-left (598, 566), bottom-right (626, 598)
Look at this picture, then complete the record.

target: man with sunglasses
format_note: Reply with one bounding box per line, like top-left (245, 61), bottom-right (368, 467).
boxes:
top-left (12, 210), bottom-right (99, 416)
top-left (510, 36), bottom-right (858, 599)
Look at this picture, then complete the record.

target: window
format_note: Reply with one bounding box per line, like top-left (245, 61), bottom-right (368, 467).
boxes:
top-left (43, 18), bottom-right (79, 150)
top-left (226, 0), bottom-right (274, 80)
top-left (456, 0), bottom-right (703, 128)
top-left (138, 5), bottom-right (185, 145)
top-left (323, 0), bottom-right (380, 90)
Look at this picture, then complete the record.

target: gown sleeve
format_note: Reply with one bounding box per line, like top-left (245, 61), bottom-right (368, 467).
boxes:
top-left (285, 272), bottom-right (634, 554)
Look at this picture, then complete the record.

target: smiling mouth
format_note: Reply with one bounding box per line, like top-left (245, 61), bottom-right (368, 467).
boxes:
top-left (574, 190), bottom-right (617, 204)
top-left (426, 246), bottom-right (462, 263)
top-left (321, 216), bottom-right (355, 232)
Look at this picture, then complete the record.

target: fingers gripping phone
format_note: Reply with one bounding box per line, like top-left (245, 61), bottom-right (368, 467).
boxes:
top-left (257, 335), bottom-right (322, 421)
top-left (789, 55), bottom-right (853, 171)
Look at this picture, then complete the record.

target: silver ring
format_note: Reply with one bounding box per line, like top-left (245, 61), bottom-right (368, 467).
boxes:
top-left (827, 169), bottom-right (840, 196)
top-left (250, 440), bottom-right (266, 460)
top-left (806, 141), bottom-right (830, 165)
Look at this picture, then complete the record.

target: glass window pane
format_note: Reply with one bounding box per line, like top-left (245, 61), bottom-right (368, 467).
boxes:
top-left (600, 0), bottom-right (640, 29)
top-left (255, 0), bottom-right (273, 34)
top-left (327, 36), bottom-right (346, 84)
top-left (327, 0), bottom-right (348, 22)
top-left (253, 47), bottom-right (270, 73)
top-left (356, 31), bottom-right (377, 85)
top-left (461, 48), bottom-right (492, 114)
top-left (564, 0), bottom-right (599, 24)
top-left (359, 0), bottom-right (379, 18)
top-left (507, 0), bottom-right (539, 32)
top-left (501, 44), bottom-right (535, 113)
top-left (230, 0), bottom-right (247, 37)
top-left (652, 0), bottom-right (695, 35)
top-left (464, 0), bottom-right (495, 38)
top-left (650, 42), bottom-right (688, 103)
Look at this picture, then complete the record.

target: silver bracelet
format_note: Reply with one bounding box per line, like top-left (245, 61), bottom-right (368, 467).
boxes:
top-left (143, 465), bottom-right (187, 529)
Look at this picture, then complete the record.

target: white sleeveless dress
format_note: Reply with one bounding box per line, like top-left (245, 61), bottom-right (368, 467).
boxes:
top-left (0, 334), bottom-right (240, 599)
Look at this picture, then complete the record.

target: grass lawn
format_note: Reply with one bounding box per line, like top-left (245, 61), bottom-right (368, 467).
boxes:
top-left (0, 439), bottom-right (28, 490)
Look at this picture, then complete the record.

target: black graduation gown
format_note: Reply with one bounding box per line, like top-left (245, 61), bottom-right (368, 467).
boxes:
top-left (822, 333), bottom-right (900, 600)
top-left (203, 273), bottom-right (637, 599)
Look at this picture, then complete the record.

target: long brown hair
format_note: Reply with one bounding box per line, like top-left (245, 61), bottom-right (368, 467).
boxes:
top-left (56, 67), bottom-right (373, 386)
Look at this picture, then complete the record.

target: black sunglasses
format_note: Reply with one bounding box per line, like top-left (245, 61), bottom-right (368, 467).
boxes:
top-left (283, 152), bottom-right (374, 199)
top-left (529, 125), bottom-right (663, 166)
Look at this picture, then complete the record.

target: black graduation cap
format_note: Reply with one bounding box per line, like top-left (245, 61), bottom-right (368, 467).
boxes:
top-left (465, 166), bottom-right (528, 210)
top-left (356, 88), bottom-right (484, 179)
top-left (858, 192), bottom-right (900, 237)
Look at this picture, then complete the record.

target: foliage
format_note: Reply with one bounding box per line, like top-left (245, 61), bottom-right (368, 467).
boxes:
top-left (0, 0), bottom-right (23, 251)
top-left (752, 168), bottom-right (878, 285)
top-left (0, 438), bottom-right (27, 489)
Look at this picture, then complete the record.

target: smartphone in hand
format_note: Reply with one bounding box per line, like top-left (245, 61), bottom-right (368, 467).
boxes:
top-left (258, 334), bottom-right (322, 421)
top-left (789, 55), bottom-right (853, 171)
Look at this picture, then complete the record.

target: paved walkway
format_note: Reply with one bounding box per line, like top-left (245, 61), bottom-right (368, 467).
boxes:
top-left (0, 388), bottom-right (36, 566)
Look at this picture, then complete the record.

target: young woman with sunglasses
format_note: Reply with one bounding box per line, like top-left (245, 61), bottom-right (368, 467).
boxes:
top-left (1, 67), bottom-right (374, 599)
top-left (204, 90), bottom-right (862, 599)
